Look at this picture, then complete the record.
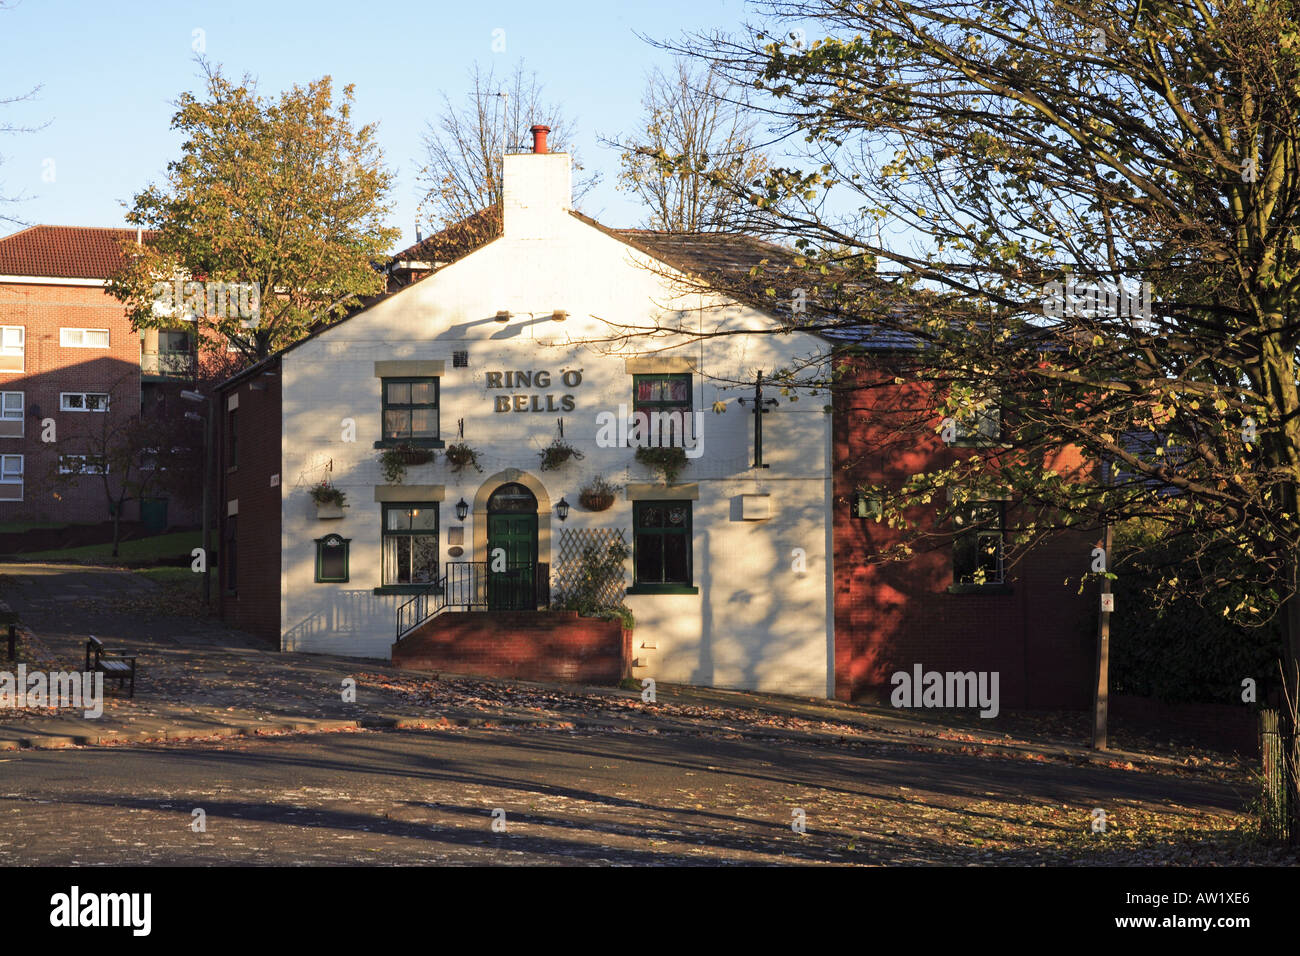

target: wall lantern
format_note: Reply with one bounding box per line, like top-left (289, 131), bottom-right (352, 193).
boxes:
top-left (494, 310), bottom-right (512, 323)
top-left (551, 310), bottom-right (568, 322)
top-left (455, 498), bottom-right (469, 521)
top-left (556, 496), bottom-right (570, 521)
top-left (853, 491), bottom-right (882, 521)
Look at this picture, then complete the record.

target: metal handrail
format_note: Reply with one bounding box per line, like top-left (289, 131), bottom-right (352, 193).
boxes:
top-left (394, 561), bottom-right (550, 641)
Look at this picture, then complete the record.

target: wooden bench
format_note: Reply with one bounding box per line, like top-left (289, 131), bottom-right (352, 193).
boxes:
top-left (85, 636), bottom-right (136, 699)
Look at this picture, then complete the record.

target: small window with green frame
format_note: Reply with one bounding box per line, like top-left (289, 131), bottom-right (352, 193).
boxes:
top-left (381, 377), bottom-right (439, 443)
top-left (629, 500), bottom-right (697, 593)
top-left (632, 373), bottom-right (692, 447)
top-left (315, 533), bottom-right (350, 583)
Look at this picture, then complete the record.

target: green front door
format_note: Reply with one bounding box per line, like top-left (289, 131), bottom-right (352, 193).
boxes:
top-left (486, 482), bottom-right (539, 611)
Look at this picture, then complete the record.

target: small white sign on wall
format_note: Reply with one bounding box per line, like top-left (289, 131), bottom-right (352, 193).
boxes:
top-left (1100, 593), bottom-right (1114, 613)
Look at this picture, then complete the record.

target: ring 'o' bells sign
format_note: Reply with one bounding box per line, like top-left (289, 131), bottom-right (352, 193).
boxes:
top-left (486, 369), bottom-right (580, 413)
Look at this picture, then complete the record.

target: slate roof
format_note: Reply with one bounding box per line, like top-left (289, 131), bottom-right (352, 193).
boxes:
top-left (0, 225), bottom-right (154, 279)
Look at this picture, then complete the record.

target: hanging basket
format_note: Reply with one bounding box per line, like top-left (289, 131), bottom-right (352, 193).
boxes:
top-left (579, 491), bottom-right (616, 512)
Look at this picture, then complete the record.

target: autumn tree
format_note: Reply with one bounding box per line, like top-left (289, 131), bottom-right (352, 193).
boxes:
top-left (613, 59), bottom-right (773, 232)
top-left (109, 61), bottom-right (400, 363)
top-left (416, 61), bottom-right (599, 231)
top-left (658, 0), bottom-right (1300, 836)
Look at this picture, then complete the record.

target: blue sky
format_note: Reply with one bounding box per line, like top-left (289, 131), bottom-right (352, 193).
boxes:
top-left (0, 0), bottom-right (762, 249)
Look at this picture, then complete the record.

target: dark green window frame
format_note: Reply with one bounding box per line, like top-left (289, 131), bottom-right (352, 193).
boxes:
top-left (628, 499), bottom-right (698, 595)
top-left (949, 501), bottom-right (1009, 593)
top-left (315, 533), bottom-right (350, 583)
top-left (378, 377), bottom-right (441, 447)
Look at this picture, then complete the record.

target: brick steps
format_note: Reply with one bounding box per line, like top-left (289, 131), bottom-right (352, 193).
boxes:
top-left (392, 611), bottom-right (631, 685)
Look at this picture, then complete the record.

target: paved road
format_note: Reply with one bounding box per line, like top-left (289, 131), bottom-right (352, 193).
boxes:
top-left (0, 725), bottom-right (1249, 866)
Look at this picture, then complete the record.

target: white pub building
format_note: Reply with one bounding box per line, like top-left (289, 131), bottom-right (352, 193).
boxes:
top-left (216, 127), bottom-right (834, 698)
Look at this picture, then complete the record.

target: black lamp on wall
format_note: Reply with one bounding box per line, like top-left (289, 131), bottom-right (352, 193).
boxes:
top-left (556, 497), bottom-right (570, 521)
top-left (455, 498), bottom-right (469, 521)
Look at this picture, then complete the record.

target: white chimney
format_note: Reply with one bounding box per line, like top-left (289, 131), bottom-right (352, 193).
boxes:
top-left (503, 126), bottom-right (572, 239)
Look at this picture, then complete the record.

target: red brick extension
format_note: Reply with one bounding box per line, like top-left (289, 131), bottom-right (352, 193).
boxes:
top-left (832, 354), bottom-right (1097, 709)
top-left (216, 358), bottom-right (282, 641)
top-left (393, 611), bottom-right (632, 685)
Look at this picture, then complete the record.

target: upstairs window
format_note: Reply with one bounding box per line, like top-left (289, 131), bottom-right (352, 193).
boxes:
top-left (60, 392), bottom-right (110, 413)
top-left (58, 454), bottom-right (109, 475)
top-left (382, 378), bottom-right (439, 442)
top-left (948, 390), bottom-right (1002, 445)
top-left (633, 374), bottom-right (692, 447)
top-left (0, 326), bottom-right (24, 372)
top-left (60, 328), bottom-right (110, 348)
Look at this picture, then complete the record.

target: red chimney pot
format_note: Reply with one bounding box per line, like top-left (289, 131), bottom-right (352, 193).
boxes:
top-left (530, 125), bottom-right (551, 154)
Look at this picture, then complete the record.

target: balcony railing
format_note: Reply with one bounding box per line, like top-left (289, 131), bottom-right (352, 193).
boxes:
top-left (141, 350), bottom-right (197, 378)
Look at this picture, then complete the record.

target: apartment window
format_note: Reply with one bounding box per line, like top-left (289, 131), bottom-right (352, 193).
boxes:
top-left (59, 328), bottom-right (110, 348)
top-left (224, 515), bottom-right (237, 593)
top-left (382, 378), bottom-right (439, 441)
top-left (60, 392), bottom-right (110, 413)
top-left (227, 408), bottom-right (238, 469)
top-left (58, 454), bottom-right (108, 475)
top-left (950, 391), bottom-right (1002, 444)
top-left (631, 500), bottom-right (694, 591)
top-left (633, 374), bottom-right (692, 446)
top-left (0, 326), bottom-right (24, 372)
top-left (0, 454), bottom-right (22, 500)
top-left (315, 534), bottom-right (350, 583)
top-left (952, 502), bottom-right (1005, 586)
top-left (0, 391), bottom-right (22, 437)
top-left (382, 503), bottom-right (438, 586)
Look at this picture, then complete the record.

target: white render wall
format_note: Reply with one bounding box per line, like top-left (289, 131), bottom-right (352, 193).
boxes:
top-left (278, 153), bottom-right (834, 698)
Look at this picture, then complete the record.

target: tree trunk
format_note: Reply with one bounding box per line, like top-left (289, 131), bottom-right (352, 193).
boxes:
top-left (111, 499), bottom-right (122, 558)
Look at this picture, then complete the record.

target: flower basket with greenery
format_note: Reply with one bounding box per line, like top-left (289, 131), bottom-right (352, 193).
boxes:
top-left (443, 442), bottom-right (483, 473)
top-left (635, 445), bottom-right (688, 484)
top-left (309, 482), bottom-right (347, 508)
top-left (539, 437), bottom-right (584, 471)
top-left (578, 475), bottom-right (618, 511)
top-left (396, 443), bottom-right (434, 466)
top-left (378, 443), bottom-right (435, 484)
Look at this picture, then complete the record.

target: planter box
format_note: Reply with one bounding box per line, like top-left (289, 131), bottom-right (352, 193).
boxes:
top-left (397, 450), bottom-right (434, 466)
top-left (315, 502), bottom-right (345, 519)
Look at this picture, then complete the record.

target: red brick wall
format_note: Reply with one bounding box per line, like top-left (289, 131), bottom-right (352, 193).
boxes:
top-left (833, 354), bottom-right (1097, 709)
top-left (216, 361), bottom-right (281, 643)
top-left (0, 281), bottom-right (142, 522)
top-left (393, 610), bottom-right (630, 684)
